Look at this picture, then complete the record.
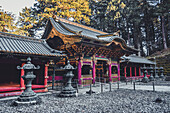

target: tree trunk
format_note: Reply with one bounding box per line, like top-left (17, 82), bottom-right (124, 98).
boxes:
top-left (150, 21), bottom-right (155, 54)
top-left (127, 22), bottom-right (131, 46)
top-left (128, 32), bottom-right (130, 46)
top-left (133, 22), bottom-right (141, 56)
top-left (140, 40), bottom-right (144, 56)
top-left (162, 16), bottom-right (168, 49)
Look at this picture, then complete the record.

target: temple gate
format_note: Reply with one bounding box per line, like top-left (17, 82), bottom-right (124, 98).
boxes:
top-left (42, 16), bottom-right (138, 85)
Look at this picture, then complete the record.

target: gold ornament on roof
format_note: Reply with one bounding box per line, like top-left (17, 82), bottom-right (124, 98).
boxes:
top-left (113, 30), bottom-right (120, 36)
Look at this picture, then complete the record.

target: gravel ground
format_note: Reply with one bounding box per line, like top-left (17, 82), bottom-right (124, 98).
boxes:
top-left (0, 89), bottom-right (170, 113)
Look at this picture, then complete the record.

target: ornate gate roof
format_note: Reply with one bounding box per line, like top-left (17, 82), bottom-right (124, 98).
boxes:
top-left (42, 16), bottom-right (139, 58)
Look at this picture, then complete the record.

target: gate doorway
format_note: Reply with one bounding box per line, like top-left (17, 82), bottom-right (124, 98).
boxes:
top-left (96, 60), bottom-right (108, 82)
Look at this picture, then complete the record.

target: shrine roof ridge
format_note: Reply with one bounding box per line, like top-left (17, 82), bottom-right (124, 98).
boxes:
top-left (0, 31), bottom-right (43, 42)
top-left (121, 55), bottom-right (156, 64)
top-left (55, 16), bottom-right (107, 34)
top-left (0, 32), bottom-right (65, 57)
top-left (49, 17), bottom-right (122, 42)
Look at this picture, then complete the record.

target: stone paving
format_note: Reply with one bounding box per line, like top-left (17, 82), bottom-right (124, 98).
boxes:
top-left (77, 81), bottom-right (170, 95)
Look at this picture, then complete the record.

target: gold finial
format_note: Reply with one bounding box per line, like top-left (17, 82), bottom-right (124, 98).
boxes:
top-left (113, 30), bottom-right (120, 36)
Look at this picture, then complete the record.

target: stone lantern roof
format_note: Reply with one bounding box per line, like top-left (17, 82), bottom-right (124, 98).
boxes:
top-left (63, 61), bottom-right (75, 70)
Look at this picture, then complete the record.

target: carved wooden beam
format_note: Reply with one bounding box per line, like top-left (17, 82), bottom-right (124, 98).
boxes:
top-left (66, 48), bottom-right (73, 56)
top-left (76, 43), bottom-right (84, 56)
top-left (98, 49), bottom-right (106, 56)
top-left (60, 45), bottom-right (66, 50)
top-left (93, 47), bottom-right (101, 56)
top-left (86, 47), bottom-right (93, 56)
top-left (82, 45), bottom-right (88, 52)
top-left (71, 44), bottom-right (79, 53)
top-left (86, 47), bottom-right (95, 56)
top-left (104, 50), bottom-right (111, 57)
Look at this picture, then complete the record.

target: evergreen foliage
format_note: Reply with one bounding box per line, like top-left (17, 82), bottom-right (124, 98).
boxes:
top-left (0, 7), bottom-right (16, 32)
top-left (89, 0), bottom-right (169, 56)
top-left (17, 0), bottom-right (91, 37)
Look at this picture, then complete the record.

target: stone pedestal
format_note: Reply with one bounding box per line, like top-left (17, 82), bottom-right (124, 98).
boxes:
top-left (149, 67), bottom-right (154, 81)
top-left (14, 57), bottom-right (40, 106)
top-left (154, 67), bottom-right (159, 79)
top-left (59, 61), bottom-right (77, 97)
top-left (142, 66), bottom-right (149, 83)
top-left (159, 67), bottom-right (164, 78)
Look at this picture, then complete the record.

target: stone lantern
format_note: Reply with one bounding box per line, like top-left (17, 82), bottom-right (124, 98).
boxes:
top-left (149, 67), bottom-right (154, 81)
top-left (14, 57), bottom-right (40, 105)
top-left (155, 67), bottom-right (159, 79)
top-left (142, 65), bottom-right (149, 83)
top-left (140, 67), bottom-right (143, 76)
top-left (159, 67), bottom-right (164, 78)
top-left (59, 60), bottom-right (77, 97)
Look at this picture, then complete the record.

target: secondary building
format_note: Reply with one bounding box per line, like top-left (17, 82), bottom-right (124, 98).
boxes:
top-left (0, 32), bottom-right (65, 97)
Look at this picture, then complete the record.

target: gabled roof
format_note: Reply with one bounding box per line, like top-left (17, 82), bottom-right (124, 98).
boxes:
top-left (42, 17), bottom-right (139, 54)
top-left (121, 55), bottom-right (156, 65)
top-left (43, 17), bottom-right (120, 41)
top-left (0, 32), bottom-right (65, 57)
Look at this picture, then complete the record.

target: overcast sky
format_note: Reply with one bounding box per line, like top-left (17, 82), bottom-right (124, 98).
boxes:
top-left (0, 0), bottom-right (36, 18)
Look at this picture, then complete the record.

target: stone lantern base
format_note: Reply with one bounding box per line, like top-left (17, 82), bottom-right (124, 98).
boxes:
top-left (142, 76), bottom-right (149, 83)
top-left (160, 74), bottom-right (164, 78)
top-left (149, 76), bottom-right (154, 81)
top-left (59, 88), bottom-right (77, 97)
top-left (155, 75), bottom-right (159, 79)
top-left (13, 94), bottom-right (41, 106)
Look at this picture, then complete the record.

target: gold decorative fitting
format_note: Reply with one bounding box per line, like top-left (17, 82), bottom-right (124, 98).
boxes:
top-left (45, 76), bottom-right (49, 79)
top-left (21, 87), bottom-right (25, 90)
top-left (45, 85), bottom-right (48, 88)
top-left (56, 18), bottom-right (59, 22)
top-left (45, 64), bottom-right (49, 67)
top-left (113, 30), bottom-right (120, 36)
top-left (49, 60), bottom-right (54, 65)
top-left (76, 31), bottom-right (82, 35)
top-left (80, 78), bottom-right (83, 80)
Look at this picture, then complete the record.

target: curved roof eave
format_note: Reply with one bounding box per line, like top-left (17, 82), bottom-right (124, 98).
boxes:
top-left (106, 37), bottom-right (139, 53)
top-left (0, 32), bottom-right (66, 57)
top-left (45, 17), bottom-right (139, 53)
top-left (42, 18), bottom-right (78, 39)
top-left (49, 18), bottom-right (110, 44)
top-left (121, 55), bottom-right (156, 65)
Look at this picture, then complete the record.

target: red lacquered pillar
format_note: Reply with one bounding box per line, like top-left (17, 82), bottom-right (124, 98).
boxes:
top-left (44, 63), bottom-right (49, 91)
top-left (130, 67), bottom-right (132, 77)
top-left (139, 67), bottom-right (141, 76)
top-left (124, 67), bottom-right (127, 78)
top-left (20, 63), bottom-right (25, 90)
top-left (78, 59), bottom-right (82, 85)
top-left (118, 63), bottom-right (120, 81)
top-left (109, 64), bottom-right (112, 82)
top-left (92, 60), bottom-right (96, 84)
